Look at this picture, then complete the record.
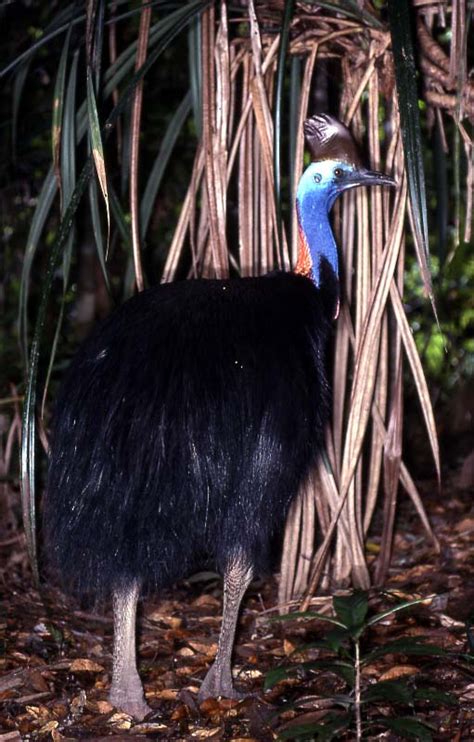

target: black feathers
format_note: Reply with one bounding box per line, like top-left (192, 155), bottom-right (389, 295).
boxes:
top-left (44, 272), bottom-right (332, 597)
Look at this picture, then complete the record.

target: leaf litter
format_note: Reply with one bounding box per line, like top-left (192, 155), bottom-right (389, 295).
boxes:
top-left (0, 473), bottom-right (473, 740)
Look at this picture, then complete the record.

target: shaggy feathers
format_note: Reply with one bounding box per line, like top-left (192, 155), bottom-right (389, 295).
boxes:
top-left (45, 271), bottom-right (332, 597)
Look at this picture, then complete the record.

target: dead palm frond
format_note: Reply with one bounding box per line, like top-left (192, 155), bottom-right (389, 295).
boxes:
top-left (5, 0), bottom-right (471, 596)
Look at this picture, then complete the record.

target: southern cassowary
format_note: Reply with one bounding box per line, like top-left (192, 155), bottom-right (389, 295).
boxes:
top-left (44, 114), bottom-right (395, 718)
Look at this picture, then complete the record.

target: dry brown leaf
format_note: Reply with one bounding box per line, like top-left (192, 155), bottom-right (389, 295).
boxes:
top-left (164, 627), bottom-right (193, 641)
top-left (177, 646), bottom-right (195, 657)
top-left (38, 721), bottom-right (59, 735)
top-left (455, 517), bottom-right (474, 533)
top-left (192, 594), bottom-right (221, 609)
top-left (171, 703), bottom-right (189, 721)
top-left (283, 639), bottom-right (297, 656)
top-left (85, 699), bottom-right (114, 714)
top-left (108, 712), bottom-right (133, 729)
top-left (0, 670), bottom-right (24, 692)
top-left (152, 688), bottom-right (179, 700)
top-left (190, 728), bottom-right (222, 739)
top-left (147, 611), bottom-right (182, 628)
top-left (187, 640), bottom-right (217, 657)
top-left (175, 665), bottom-right (195, 677)
top-left (69, 658), bottom-right (104, 673)
top-left (199, 696), bottom-right (222, 714)
top-left (133, 722), bottom-right (169, 733)
top-left (27, 670), bottom-right (50, 693)
top-left (25, 705), bottom-right (49, 721)
top-left (378, 664), bottom-right (420, 681)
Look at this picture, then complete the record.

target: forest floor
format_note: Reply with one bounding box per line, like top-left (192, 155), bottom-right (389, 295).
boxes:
top-left (0, 467), bottom-right (473, 741)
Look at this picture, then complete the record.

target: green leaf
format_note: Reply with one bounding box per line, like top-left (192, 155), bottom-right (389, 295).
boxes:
top-left (380, 716), bottom-right (434, 741)
top-left (273, 0), bottom-right (294, 266)
top-left (19, 168), bottom-right (58, 365)
top-left (87, 67), bottom-right (110, 254)
top-left (277, 713), bottom-right (352, 741)
top-left (187, 12), bottom-right (202, 138)
top-left (271, 611), bottom-right (346, 629)
top-left (0, 5), bottom-right (80, 78)
top-left (366, 597), bottom-right (428, 627)
top-left (264, 665), bottom-right (295, 691)
top-left (289, 633), bottom-right (351, 658)
top-left (12, 60), bottom-right (31, 162)
top-left (414, 688), bottom-right (458, 707)
top-left (88, 176), bottom-right (113, 297)
top-left (387, 0), bottom-right (434, 310)
top-left (363, 680), bottom-right (414, 705)
top-left (363, 637), bottom-right (447, 664)
top-left (141, 91), bottom-right (192, 237)
top-left (333, 591), bottom-right (369, 633)
top-left (288, 55), bottom-right (301, 212)
top-left (21, 158), bottom-right (93, 579)
top-left (52, 27), bottom-right (72, 175)
top-left (264, 660), bottom-right (354, 691)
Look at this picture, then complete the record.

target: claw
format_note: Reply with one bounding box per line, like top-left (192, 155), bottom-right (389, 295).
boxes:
top-left (109, 689), bottom-right (152, 720)
top-left (197, 663), bottom-right (247, 703)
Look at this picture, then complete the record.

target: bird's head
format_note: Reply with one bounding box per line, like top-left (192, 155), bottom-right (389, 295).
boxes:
top-left (297, 159), bottom-right (396, 211)
top-left (295, 114), bottom-right (396, 301)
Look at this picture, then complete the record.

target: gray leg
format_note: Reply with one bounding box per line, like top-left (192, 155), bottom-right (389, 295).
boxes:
top-left (198, 556), bottom-right (253, 701)
top-left (109, 581), bottom-right (151, 720)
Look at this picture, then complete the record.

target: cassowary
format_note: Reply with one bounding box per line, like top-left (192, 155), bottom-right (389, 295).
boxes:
top-left (44, 114), bottom-right (395, 719)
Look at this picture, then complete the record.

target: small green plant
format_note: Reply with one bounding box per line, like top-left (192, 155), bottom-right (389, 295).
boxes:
top-left (266, 591), bottom-right (458, 741)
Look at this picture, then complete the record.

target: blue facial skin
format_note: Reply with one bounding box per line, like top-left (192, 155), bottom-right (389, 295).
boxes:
top-left (296, 159), bottom-right (357, 287)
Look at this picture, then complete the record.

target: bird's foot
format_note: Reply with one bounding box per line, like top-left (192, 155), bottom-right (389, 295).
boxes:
top-left (197, 663), bottom-right (247, 703)
top-left (109, 685), bottom-right (152, 720)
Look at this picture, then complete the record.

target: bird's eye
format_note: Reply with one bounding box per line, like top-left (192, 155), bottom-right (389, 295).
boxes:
top-left (334, 167), bottom-right (344, 178)
top-left (313, 173), bottom-right (322, 183)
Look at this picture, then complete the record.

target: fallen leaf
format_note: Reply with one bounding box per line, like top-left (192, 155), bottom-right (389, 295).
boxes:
top-left (176, 665), bottom-right (195, 677)
top-left (147, 611), bottom-right (182, 628)
top-left (177, 646), bottom-right (195, 657)
top-left (28, 670), bottom-right (50, 692)
top-left (236, 668), bottom-right (262, 680)
top-left (85, 699), bottom-right (114, 714)
top-left (70, 659), bottom-right (104, 673)
top-left (283, 639), bottom-right (297, 655)
top-left (171, 704), bottom-right (189, 721)
top-left (190, 728), bottom-right (222, 738)
top-left (192, 594), bottom-right (221, 609)
top-left (133, 723), bottom-right (170, 733)
top-left (25, 705), bottom-right (49, 721)
top-left (455, 517), bottom-right (474, 534)
top-left (108, 712), bottom-right (132, 729)
top-left (379, 664), bottom-right (420, 681)
top-left (187, 640), bottom-right (217, 657)
top-left (38, 721), bottom-right (59, 735)
top-left (70, 691), bottom-right (87, 715)
top-left (151, 688), bottom-right (179, 700)
top-left (0, 671), bottom-right (24, 692)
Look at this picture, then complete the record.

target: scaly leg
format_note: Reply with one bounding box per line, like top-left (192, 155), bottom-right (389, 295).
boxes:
top-left (109, 581), bottom-right (151, 719)
top-left (198, 556), bottom-right (253, 701)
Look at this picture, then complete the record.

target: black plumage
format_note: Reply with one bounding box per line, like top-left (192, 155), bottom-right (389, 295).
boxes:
top-left (45, 273), bottom-right (332, 596)
top-left (44, 114), bottom-right (395, 718)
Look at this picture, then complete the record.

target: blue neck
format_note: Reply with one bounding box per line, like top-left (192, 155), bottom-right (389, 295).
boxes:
top-left (296, 162), bottom-right (340, 287)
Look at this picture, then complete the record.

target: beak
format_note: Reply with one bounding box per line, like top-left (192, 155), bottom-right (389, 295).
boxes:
top-left (344, 168), bottom-right (397, 189)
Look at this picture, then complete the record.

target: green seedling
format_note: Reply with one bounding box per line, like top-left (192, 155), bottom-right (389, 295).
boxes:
top-left (266, 591), bottom-right (457, 741)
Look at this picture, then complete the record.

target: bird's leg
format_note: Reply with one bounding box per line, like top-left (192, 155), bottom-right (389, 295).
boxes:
top-left (109, 580), bottom-right (151, 720)
top-left (198, 556), bottom-right (253, 701)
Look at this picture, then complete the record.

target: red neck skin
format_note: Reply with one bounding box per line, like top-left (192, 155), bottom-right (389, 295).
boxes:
top-left (293, 227), bottom-right (340, 319)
